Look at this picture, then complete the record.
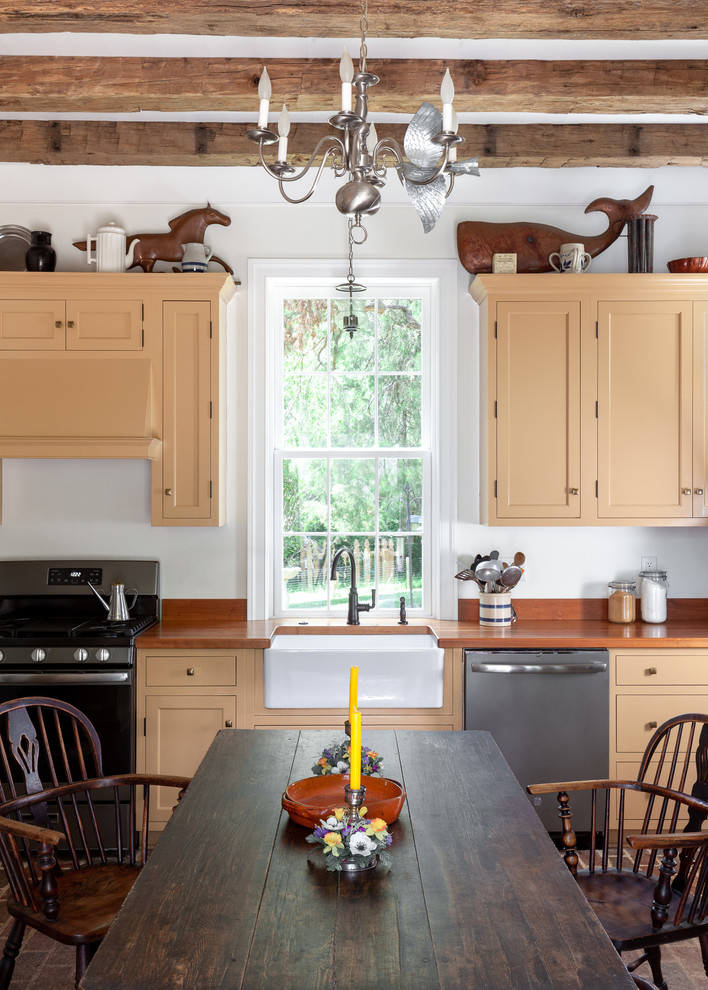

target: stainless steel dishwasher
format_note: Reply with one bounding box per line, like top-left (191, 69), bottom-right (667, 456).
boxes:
top-left (464, 649), bottom-right (609, 834)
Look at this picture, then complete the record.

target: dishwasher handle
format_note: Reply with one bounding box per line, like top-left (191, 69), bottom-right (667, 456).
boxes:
top-left (468, 661), bottom-right (608, 675)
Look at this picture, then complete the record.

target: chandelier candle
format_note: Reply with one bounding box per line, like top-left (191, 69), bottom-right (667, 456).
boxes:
top-left (340, 50), bottom-right (354, 113)
top-left (257, 66), bottom-right (271, 129)
top-left (441, 69), bottom-right (454, 132)
top-left (278, 105), bottom-right (290, 161)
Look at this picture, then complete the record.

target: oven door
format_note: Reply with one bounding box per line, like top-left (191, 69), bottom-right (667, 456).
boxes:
top-left (0, 667), bottom-right (135, 776)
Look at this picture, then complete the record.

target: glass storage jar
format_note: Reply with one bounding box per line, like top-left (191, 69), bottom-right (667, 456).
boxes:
top-left (607, 581), bottom-right (637, 623)
top-left (638, 570), bottom-right (668, 623)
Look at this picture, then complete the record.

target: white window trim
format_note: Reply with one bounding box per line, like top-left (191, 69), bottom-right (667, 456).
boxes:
top-left (248, 258), bottom-right (457, 621)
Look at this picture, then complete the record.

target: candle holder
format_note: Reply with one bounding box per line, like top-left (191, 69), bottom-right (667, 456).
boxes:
top-left (341, 784), bottom-right (376, 872)
top-left (305, 782), bottom-right (393, 872)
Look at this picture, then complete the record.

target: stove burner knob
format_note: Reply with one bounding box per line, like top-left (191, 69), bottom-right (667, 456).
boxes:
top-left (95, 648), bottom-right (111, 663)
top-left (31, 648), bottom-right (47, 663)
top-left (73, 648), bottom-right (89, 663)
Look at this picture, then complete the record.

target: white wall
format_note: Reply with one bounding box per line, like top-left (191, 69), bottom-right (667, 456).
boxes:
top-left (1, 162), bottom-right (707, 603)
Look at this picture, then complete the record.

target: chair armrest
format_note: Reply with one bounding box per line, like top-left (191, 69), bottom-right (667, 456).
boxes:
top-left (527, 778), bottom-right (625, 795)
top-left (0, 814), bottom-right (64, 846)
top-left (0, 774), bottom-right (192, 815)
top-left (627, 830), bottom-right (708, 851)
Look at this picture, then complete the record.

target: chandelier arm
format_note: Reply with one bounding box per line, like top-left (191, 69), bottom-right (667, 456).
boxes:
top-left (258, 136), bottom-right (345, 185)
top-left (444, 172), bottom-right (457, 199)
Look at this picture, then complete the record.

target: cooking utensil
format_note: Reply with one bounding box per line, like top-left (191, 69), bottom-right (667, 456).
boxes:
top-left (475, 558), bottom-right (502, 585)
top-left (500, 565), bottom-right (523, 591)
top-left (513, 551), bottom-right (526, 567)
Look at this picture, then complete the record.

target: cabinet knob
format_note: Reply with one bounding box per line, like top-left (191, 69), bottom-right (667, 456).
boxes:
top-left (55, 321), bottom-right (63, 329)
top-left (67, 320), bottom-right (75, 329)
top-left (187, 667), bottom-right (195, 676)
top-left (696, 488), bottom-right (705, 496)
top-left (646, 667), bottom-right (658, 675)
top-left (165, 488), bottom-right (173, 496)
top-left (648, 720), bottom-right (658, 729)
top-left (568, 488), bottom-right (579, 496)
top-left (682, 488), bottom-right (692, 495)
top-left (225, 720), bottom-right (234, 728)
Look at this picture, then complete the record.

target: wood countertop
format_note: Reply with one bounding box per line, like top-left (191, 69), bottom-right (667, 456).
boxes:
top-left (137, 602), bottom-right (708, 651)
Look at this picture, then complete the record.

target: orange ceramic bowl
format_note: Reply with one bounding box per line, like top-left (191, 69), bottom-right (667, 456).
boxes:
top-left (667, 257), bottom-right (708, 273)
top-left (282, 775), bottom-right (406, 828)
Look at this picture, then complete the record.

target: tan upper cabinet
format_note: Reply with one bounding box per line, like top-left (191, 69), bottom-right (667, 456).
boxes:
top-left (596, 299), bottom-right (693, 519)
top-left (472, 274), bottom-right (708, 527)
top-left (0, 297), bottom-right (143, 350)
top-left (495, 299), bottom-right (582, 519)
top-left (0, 272), bottom-right (236, 526)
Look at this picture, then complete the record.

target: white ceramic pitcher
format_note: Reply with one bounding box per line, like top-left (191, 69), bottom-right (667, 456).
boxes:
top-left (181, 242), bottom-right (212, 273)
top-left (87, 221), bottom-right (137, 272)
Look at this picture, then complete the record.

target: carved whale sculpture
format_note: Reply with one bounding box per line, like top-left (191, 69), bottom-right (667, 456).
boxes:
top-left (456, 185), bottom-right (654, 275)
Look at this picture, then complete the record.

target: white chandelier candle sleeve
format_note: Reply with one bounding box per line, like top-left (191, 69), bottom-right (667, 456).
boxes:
top-left (366, 122), bottom-right (378, 157)
top-left (340, 50), bottom-right (354, 113)
top-left (278, 104), bottom-right (290, 161)
top-left (257, 66), bottom-right (272, 129)
top-left (441, 68), bottom-right (454, 132)
top-left (449, 110), bottom-right (458, 162)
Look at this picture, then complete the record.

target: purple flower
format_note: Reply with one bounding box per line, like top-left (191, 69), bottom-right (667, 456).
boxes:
top-left (313, 826), bottom-right (327, 838)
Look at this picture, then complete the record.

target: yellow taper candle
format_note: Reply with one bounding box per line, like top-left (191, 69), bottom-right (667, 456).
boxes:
top-left (350, 711), bottom-right (361, 790)
top-left (349, 665), bottom-right (359, 724)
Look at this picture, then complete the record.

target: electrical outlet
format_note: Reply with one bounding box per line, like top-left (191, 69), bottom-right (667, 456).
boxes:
top-left (641, 556), bottom-right (657, 572)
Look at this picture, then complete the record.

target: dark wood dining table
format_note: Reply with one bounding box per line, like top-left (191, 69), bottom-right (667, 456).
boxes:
top-left (80, 729), bottom-right (635, 990)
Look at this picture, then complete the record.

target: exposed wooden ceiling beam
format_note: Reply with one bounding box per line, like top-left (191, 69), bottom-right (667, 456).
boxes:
top-left (4, 56), bottom-right (708, 115)
top-left (0, 0), bottom-right (705, 40)
top-left (2, 120), bottom-right (706, 168)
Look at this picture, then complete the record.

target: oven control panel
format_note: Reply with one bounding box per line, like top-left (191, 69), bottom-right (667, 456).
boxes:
top-left (47, 567), bottom-right (103, 586)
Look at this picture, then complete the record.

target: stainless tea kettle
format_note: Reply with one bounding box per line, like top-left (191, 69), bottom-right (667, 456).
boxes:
top-left (88, 581), bottom-right (138, 622)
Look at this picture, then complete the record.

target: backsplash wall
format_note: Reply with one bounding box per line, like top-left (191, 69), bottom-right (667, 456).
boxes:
top-left (1, 163), bottom-right (708, 607)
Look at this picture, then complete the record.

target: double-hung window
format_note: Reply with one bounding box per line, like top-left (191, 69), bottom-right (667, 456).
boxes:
top-left (249, 260), bottom-right (456, 620)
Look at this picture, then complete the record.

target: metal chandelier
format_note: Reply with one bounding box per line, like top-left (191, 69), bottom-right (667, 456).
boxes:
top-left (245, 0), bottom-right (480, 240)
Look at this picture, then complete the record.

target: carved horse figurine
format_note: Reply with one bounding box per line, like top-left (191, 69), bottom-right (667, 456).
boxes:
top-left (74, 204), bottom-right (233, 274)
top-left (456, 185), bottom-right (654, 274)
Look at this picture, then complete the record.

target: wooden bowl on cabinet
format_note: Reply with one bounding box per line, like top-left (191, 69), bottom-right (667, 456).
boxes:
top-left (666, 257), bottom-right (708, 273)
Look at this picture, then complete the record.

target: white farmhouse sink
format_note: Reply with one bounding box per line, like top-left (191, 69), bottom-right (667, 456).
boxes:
top-left (263, 634), bottom-right (444, 709)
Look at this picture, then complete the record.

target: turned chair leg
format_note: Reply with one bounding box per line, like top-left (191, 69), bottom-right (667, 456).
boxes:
top-left (699, 931), bottom-right (708, 978)
top-left (645, 946), bottom-right (668, 990)
top-left (75, 941), bottom-right (101, 990)
top-left (0, 920), bottom-right (25, 990)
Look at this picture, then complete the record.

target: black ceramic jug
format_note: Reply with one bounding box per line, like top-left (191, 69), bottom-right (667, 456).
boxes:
top-left (25, 230), bottom-right (56, 271)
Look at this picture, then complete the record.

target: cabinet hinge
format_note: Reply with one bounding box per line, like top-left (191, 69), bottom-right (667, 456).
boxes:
top-left (142, 302), bottom-right (145, 321)
top-left (595, 321), bottom-right (599, 339)
top-left (595, 400), bottom-right (598, 418)
top-left (210, 400), bottom-right (213, 419)
top-left (141, 328), bottom-right (144, 348)
top-left (494, 321), bottom-right (498, 339)
top-left (494, 400), bottom-right (497, 419)
top-left (143, 717), bottom-right (146, 737)
top-left (494, 480), bottom-right (498, 498)
top-left (210, 320), bottom-right (213, 339)
top-left (596, 480), bottom-right (599, 498)
top-left (210, 480), bottom-right (213, 498)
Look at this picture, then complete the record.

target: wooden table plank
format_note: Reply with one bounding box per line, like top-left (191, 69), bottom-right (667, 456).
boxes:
top-left (81, 729), bottom-right (635, 990)
top-left (396, 730), bottom-right (634, 990)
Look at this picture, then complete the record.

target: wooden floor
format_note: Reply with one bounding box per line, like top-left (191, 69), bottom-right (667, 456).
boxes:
top-left (0, 873), bottom-right (704, 989)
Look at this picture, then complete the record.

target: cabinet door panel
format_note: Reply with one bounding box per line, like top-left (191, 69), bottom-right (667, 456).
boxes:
top-left (66, 299), bottom-right (142, 350)
top-left (597, 300), bottom-right (692, 518)
top-left (0, 299), bottom-right (64, 349)
top-left (496, 301), bottom-right (581, 518)
top-left (693, 303), bottom-right (708, 516)
top-left (162, 301), bottom-right (212, 521)
top-left (145, 694), bottom-right (236, 820)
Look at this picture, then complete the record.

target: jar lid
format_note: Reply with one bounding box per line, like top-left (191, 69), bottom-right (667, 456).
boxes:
top-left (609, 581), bottom-right (636, 590)
top-left (639, 570), bottom-right (667, 579)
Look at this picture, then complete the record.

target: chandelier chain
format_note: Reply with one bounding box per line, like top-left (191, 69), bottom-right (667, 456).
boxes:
top-left (359, 0), bottom-right (368, 72)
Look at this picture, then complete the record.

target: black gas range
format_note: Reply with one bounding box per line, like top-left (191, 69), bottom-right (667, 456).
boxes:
top-left (0, 559), bottom-right (160, 776)
top-left (0, 559), bottom-right (159, 669)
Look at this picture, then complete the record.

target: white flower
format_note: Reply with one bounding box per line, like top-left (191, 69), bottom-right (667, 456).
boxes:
top-left (321, 815), bottom-right (344, 831)
top-left (331, 761), bottom-right (348, 774)
top-left (348, 832), bottom-right (377, 857)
